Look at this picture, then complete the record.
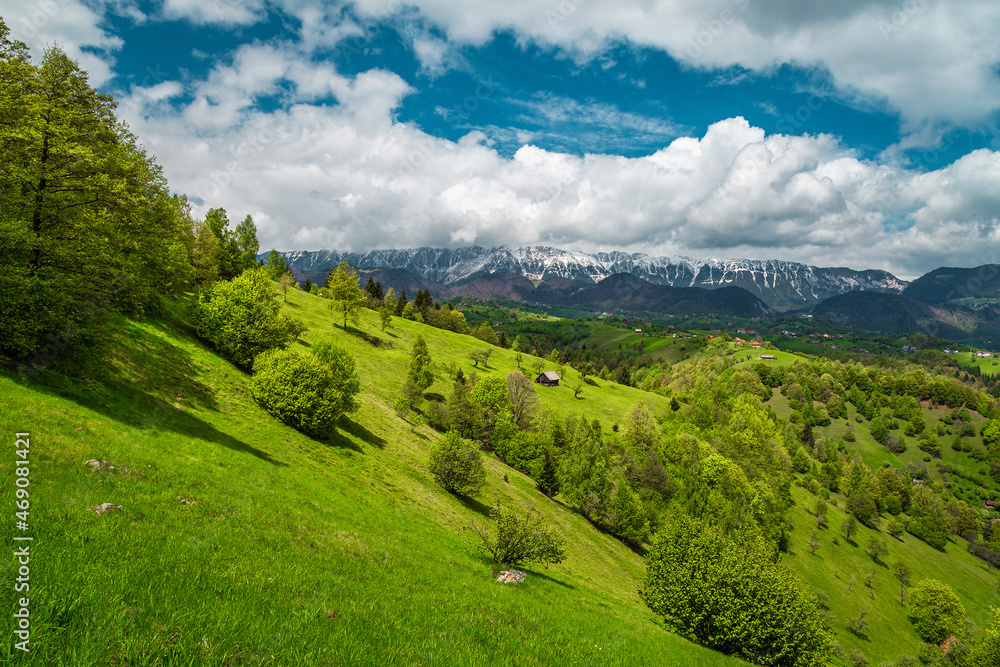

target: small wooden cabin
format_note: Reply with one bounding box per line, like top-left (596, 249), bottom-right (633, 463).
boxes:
top-left (535, 371), bottom-right (561, 387)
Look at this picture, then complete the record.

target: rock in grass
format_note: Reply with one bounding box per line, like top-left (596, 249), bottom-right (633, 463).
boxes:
top-left (87, 503), bottom-right (122, 514)
top-left (496, 570), bottom-right (526, 584)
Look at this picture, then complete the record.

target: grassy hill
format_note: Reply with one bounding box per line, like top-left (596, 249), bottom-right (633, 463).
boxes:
top-left (0, 288), bottom-right (744, 665)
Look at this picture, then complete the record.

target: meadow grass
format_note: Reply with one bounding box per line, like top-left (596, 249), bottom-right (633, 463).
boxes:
top-left (785, 485), bottom-right (1000, 664)
top-left (953, 352), bottom-right (1000, 376)
top-left (0, 289), bottom-right (742, 665)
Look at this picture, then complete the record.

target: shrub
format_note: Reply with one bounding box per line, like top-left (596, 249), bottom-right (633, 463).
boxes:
top-left (429, 432), bottom-right (486, 496)
top-left (310, 338), bottom-right (361, 415)
top-left (908, 579), bottom-right (966, 644)
top-left (250, 348), bottom-right (356, 438)
top-left (640, 511), bottom-right (832, 667)
top-left (969, 606), bottom-right (1000, 667)
top-left (473, 500), bottom-right (566, 567)
top-left (192, 268), bottom-right (300, 368)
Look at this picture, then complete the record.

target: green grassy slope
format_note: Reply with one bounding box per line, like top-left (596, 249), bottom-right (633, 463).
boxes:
top-left (0, 289), bottom-right (741, 665)
top-left (784, 485), bottom-right (999, 663)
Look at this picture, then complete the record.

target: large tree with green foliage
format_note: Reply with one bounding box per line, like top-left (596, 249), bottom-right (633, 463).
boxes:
top-left (0, 30), bottom-right (189, 364)
top-left (640, 511), bottom-right (832, 667)
top-left (407, 334), bottom-right (434, 390)
top-left (191, 268), bottom-right (301, 368)
top-left (907, 579), bottom-right (966, 644)
top-left (325, 261), bottom-right (365, 330)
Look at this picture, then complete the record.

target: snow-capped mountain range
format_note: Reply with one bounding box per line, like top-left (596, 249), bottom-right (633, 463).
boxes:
top-left (268, 245), bottom-right (908, 310)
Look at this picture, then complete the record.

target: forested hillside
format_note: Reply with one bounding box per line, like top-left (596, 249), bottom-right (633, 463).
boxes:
top-left (2, 19), bottom-right (1000, 667)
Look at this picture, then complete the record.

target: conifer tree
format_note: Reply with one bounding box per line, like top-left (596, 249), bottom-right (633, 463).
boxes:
top-left (536, 447), bottom-right (560, 497)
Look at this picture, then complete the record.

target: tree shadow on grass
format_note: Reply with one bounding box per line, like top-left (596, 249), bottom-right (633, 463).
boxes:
top-left (14, 321), bottom-right (287, 467)
top-left (457, 494), bottom-right (492, 519)
top-left (22, 374), bottom-right (287, 467)
top-left (522, 567), bottom-right (576, 590)
top-left (336, 418), bottom-right (386, 450)
top-left (325, 428), bottom-right (364, 453)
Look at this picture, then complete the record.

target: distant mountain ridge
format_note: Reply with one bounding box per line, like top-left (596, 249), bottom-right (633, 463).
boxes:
top-left (265, 245), bottom-right (907, 310)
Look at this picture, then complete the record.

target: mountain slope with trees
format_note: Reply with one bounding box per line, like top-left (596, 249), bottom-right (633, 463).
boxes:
top-left (3, 24), bottom-right (1000, 666)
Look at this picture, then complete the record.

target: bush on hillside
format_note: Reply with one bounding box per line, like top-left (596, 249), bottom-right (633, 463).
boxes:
top-left (472, 500), bottom-right (566, 567)
top-left (640, 511), bottom-right (833, 667)
top-left (310, 337), bottom-right (361, 416)
top-left (250, 348), bottom-right (357, 438)
top-left (429, 432), bottom-right (486, 496)
top-left (192, 268), bottom-right (301, 368)
top-left (907, 579), bottom-right (966, 644)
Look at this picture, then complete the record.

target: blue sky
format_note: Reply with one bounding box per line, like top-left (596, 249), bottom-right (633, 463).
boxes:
top-left (3, 0), bottom-right (1000, 278)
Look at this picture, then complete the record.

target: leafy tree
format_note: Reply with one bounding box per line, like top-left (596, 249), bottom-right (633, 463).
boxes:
top-left (472, 500), bottom-right (566, 567)
top-left (191, 220), bottom-right (222, 285)
top-left (969, 606), bottom-right (1000, 667)
top-left (622, 401), bottom-right (659, 450)
top-left (302, 277), bottom-right (313, 293)
top-left (379, 307), bottom-right (392, 332)
top-left (608, 472), bottom-right (650, 545)
top-left (505, 370), bottom-right (538, 429)
top-left (469, 348), bottom-right (492, 368)
top-left (908, 579), bottom-right (965, 644)
top-left (843, 514), bottom-right (858, 542)
top-left (865, 537), bottom-right (888, 564)
top-left (383, 287), bottom-right (397, 314)
top-left (641, 511), bottom-right (833, 667)
top-left (310, 338), bottom-right (361, 416)
top-left (250, 348), bottom-right (352, 438)
top-left (473, 321), bottom-right (498, 346)
top-left (204, 208), bottom-right (237, 279)
top-left (232, 214), bottom-right (259, 273)
top-left (429, 431), bottom-right (486, 496)
top-left (326, 261), bottom-right (365, 330)
top-left (847, 488), bottom-right (880, 528)
top-left (982, 419), bottom-right (1000, 447)
top-left (446, 370), bottom-right (478, 439)
top-left (265, 249), bottom-right (287, 280)
top-left (558, 416), bottom-right (612, 518)
top-left (893, 561), bottom-right (911, 604)
top-left (908, 485), bottom-right (952, 550)
top-left (407, 334), bottom-right (434, 391)
top-left (946, 499), bottom-right (980, 537)
top-left (278, 272), bottom-right (295, 302)
top-left (191, 268), bottom-right (299, 368)
top-left (512, 335), bottom-right (523, 368)
top-left (0, 39), bottom-right (189, 361)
